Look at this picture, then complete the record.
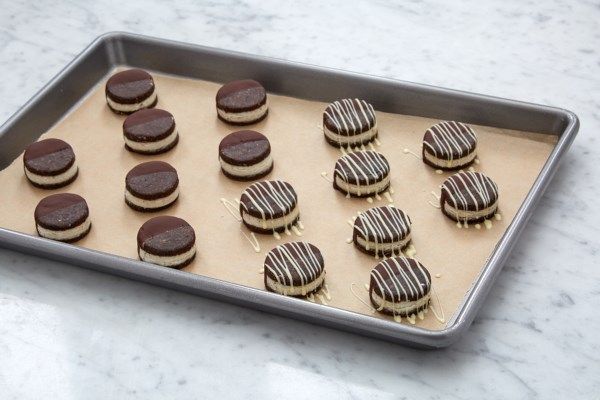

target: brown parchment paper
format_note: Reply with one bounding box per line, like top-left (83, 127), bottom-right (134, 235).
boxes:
top-left (0, 70), bottom-right (557, 330)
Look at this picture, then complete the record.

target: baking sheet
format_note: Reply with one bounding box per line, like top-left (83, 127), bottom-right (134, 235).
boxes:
top-left (0, 70), bottom-right (556, 330)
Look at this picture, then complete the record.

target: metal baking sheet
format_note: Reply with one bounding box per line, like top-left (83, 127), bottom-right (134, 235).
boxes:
top-left (0, 32), bottom-right (578, 348)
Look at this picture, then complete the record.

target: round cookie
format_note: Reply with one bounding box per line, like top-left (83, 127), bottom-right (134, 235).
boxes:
top-left (264, 241), bottom-right (325, 297)
top-left (353, 205), bottom-right (412, 257)
top-left (137, 216), bottom-right (196, 268)
top-left (323, 98), bottom-right (377, 148)
top-left (105, 69), bottom-right (157, 114)
top-left (34, 193), bottom-right (91, 242)
top-left (23, 138), bottom-right (78, 189)
top-left (216, 79), bottom-right (268, 125)
top-left (422, 121), bottom-right (477, 170)
top-left (239, 180), bottom-right (299, 234)
top-left (440, 171), bottom-right (499, 224)
top-left (333, 150), bottom-right (390, 198)
top-left (218, 130), bottom-right (273, 180)
top-left (369, 256), bottom-right (431, 317)
top-left (125, 161), bottom-right (179, 212)
top-left (123, 109), bottom-right (178, 154)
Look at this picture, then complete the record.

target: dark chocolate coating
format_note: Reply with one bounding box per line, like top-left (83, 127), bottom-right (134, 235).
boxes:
top-left (324, 132), bottom-right (378, 149)
top-left (323, 99), bottom-right (376, 136)
top-left (106, 69), bottom-right (155, 104)
top-left (422, 121), bottom-right (477, 159)
top-left (353, 206), bottom-right (412, 257)
top-left (137, 216), bottom-right (195, 257)
top-left (126, 161), bottom-right (179, 204)
top-left (369, 257), bottom-right (431, 315)
top-left (219, 130), bottom-right (270, 165)
top-left (239, 180), bottom-right (298, 220)
top-left (216, 79), bottom-right (267, 112)
top-left (34, 193), bottom-right (89, 231)
top-left (23, 138), bottom-right (75, 176)
top-left (123, 109), bottom-right (175, 142)
top-left (440, 171), bottom-right (499, 223)
top-left (333, 151), bottom-right (390, 197)
top-left (264, 242), bottom-right (325, 296)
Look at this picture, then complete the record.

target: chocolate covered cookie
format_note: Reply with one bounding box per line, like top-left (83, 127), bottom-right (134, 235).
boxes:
top-left (440, 171), bottom-right (499, 224)
top-left (239, 180), bottom-right (298, 234)
top-left (264, 241), bottom-right (325, 297)
top-left (218, 130), bottom-right (273, 180)
top-left (422, 121), bottom-right (477, 170)
top-left (333, 150), bottom-right (390, 198)
top-left (23, 138), bottom-right (78, 189)
top-left (137, 216), bottom-right (196, 268)
top-left (369, 256), bottom-right (431, 317)
top-left (123, 109), bottom-right (178, 154)
top-left (34, 193), bottom-right (91, 242)
top-left (353, 205), bottom-right (412, 257)
top-left (323, 98), bottom-right (377, 148)
top-left (216, 79), bottom-right (268, 125)
top-left (105, 69), bottom-right (157, 114)
top-left (125, 161), bottom-right (179, 212)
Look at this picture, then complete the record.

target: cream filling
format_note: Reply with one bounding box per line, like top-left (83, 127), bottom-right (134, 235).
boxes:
top-left (219, 154), bottom-right (273, 177)
top-left (323, 124), bottom-right (378, 146)
top-left (139, 245), bottom-right (196, 268)
top-left (37, 216), bottom-right (91, 241)
top-left (242, 205), bottom-right (300, 231)
top-left (217, 102), bottom-right (268, 123)
top-left (265, 270), bottom-right (326, 296)
top-left (106, 91), bottom-right (157, 113)
top-left (371, 291), bottom-right (431, 314)
top-left (25, 162), bottom-right (78, 186)
top-left (334, 174), bottom-right (390, 196)
top-left (423, 150), bottom-right (477, 168)
top-left (443, 200), bottom-right (498, 220)
top-left (356, 233), bottom-right (411, 253)
top-left (124, 129), bottom-right (178, 152)
top-left (125, 187), bottom-right (179, 210)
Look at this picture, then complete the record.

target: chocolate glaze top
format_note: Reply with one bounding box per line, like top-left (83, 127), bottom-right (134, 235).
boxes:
top-left (126, 161), bottom-right (179, 200)
top-left (423, 121), bottom-right (477, 159)
top-left (239, 180), bottom-right (297, 219)
top-left (370, 257), bottom-right (431, 302)
top-left (23, 138), bottom-right (75, 176)
top-left (323, 99), bottom-right (376, 136)
top-left (123, 109), bottom-right (175, 142)
top-left (440, 171), bottom-right (498, 211)
top-left (106, 69), bottom-right (155, 104)
top-left (34, 193), bottom-right (89, 231)
top-left (334, 150), bottom-right (390, 185)
top-left (264, 242), bottom-right (324, 287)
top-left (216, 80), bottom-right (267, 112)
top-left (137, 216), bottom-right (195, 256)
top-left (353, 206), bottom-right (411, 242)
top-left (219, 130), bottom-right (270, 165)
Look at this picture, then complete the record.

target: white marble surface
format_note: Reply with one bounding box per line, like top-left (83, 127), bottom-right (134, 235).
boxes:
top-left (0, 0), bottom-right (599, 398)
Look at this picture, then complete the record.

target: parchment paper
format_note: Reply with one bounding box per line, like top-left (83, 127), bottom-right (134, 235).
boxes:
top-left (0, 70), bottom-right (556, 330)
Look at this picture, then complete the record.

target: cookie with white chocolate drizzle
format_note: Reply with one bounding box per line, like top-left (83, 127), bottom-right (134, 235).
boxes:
top-left (239, 180), bottom-right (299, 234)
top-left (323, 98), bottom-right (378, 148)
top-left (440, 171), bottom-right (499, 224)
top-left (333, 150), bottom-right (390, 198)
top-left (369, 256), bottom-right (431, 317)
top-left (422, 121), bottom-right (477, 170)
top-left (353, 205), bottom-right (412, 257)
top-left (264, 241), bottom-right (325, 297)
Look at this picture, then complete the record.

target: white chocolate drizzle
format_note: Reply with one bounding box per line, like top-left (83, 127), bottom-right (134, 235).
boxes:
top-left (220, 198), bottom-right (261, 252)
top-left (334, 150), bottom-right (390, 197)
top-left (240, 180), bottom-right (298, 234)
top-left (353, 205), bottom-right (412, 257)
top-left (403, 148), bottom-right (422, 160)
top-left (323, 99), bottom-right (376, 139)
top-left (320, 171), bottom-right (333, 183)
top-left (350, 283), bottom-right (376, 313)
top-left (440, 171), bottom-right (499, 226)
top-left (422, 121), bottom-right (477, 162)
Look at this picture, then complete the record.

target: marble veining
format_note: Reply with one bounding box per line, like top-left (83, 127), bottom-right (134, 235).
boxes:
top-left (1, 0), bottom-right (599, 398)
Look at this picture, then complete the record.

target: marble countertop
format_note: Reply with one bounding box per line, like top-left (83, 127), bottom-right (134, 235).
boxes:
top-left (1, 1), bottom-right (599, 398)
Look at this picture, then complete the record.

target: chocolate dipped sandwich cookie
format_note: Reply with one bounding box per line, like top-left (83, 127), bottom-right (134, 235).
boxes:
top-left (23, 138), bottom-right (78, 189)
top-left (264, 241), bottom-right (325, 297)
top-left (123, 109), bottom-right (178, 154)
top-left (34, 193), bottom-right (91, 242)
top-left (369, 256), bottom-right (431, 317)
top-left (239, 180), bottom-right (299, 234)
top-left (125, 161), bottom-right (179, 212)
top-left (333, 150), bottom-right (390, 198)
top-left (216, 79), bottom-right (268, 125)
top-left (105, 69), bottom-right (157, 114)
top-left (353, 205), bottom-right (412, 257)
top-left (218, 130), bottom-right (273, 180)
top-left (323, 98), bottom-right (377, 148)
top-left (137, 216), bottom-right (196, 268)
top-left (440, 171), bottom-right (498, 224)
top-left (422, 121), bottom-right (477, 170)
